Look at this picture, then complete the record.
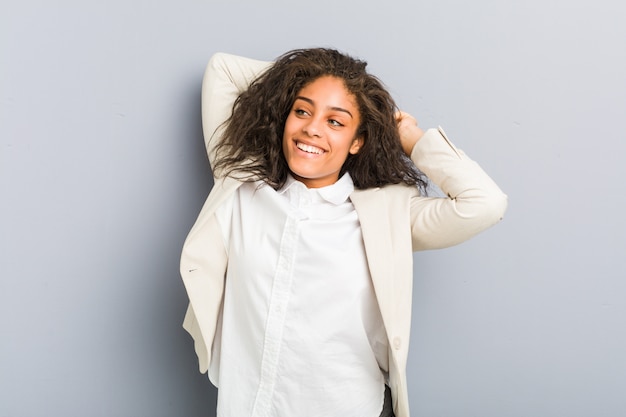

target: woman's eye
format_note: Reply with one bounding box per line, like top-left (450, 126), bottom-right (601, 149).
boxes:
top-left (294, 109), bottom-right (309, 116)
top-left (328, 119), bottom-right (344, 127)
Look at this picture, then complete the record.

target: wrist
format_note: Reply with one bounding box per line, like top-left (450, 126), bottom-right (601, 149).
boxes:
top-left (401, 128), bottom-right (423, 155)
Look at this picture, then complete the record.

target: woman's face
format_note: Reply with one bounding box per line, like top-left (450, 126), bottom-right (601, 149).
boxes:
top-left (282, 76), bottom-right (363, 188)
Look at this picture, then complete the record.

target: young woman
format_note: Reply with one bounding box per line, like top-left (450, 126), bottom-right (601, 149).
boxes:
top-left (180, 48), bottom-right (507, 417)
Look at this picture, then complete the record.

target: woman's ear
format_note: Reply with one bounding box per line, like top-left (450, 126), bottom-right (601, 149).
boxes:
top-left (349, 136), bottom-right (364, 154)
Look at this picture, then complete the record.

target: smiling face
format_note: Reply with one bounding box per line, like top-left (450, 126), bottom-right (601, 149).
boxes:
top-left (282, 76), bottom-right (363, 188)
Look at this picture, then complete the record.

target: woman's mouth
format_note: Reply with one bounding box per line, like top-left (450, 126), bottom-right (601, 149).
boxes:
top-left (296, 141), bottom-right (325, 154)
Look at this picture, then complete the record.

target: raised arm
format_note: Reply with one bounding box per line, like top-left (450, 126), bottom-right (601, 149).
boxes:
top-left (201, 52), bottom-right (271, 167)
top-left (401, 118), bottom-right (508, 251)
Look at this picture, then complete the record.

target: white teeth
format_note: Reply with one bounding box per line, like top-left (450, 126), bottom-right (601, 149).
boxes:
top-left (296, 142), bottom-right (324, 154)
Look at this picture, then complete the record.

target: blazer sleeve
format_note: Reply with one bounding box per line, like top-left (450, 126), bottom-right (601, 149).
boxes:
top-left (409, 127), bottom-right (508, 251)
top-left (201, 52), bottom-right (272, 168)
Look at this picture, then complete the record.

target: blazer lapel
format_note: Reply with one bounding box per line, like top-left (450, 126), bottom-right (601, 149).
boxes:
top-left (350, 188), bottom-right (396, 334)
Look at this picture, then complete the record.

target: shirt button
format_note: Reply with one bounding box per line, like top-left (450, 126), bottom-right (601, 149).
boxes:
top-left (393, 337), bottom-right (402, 350)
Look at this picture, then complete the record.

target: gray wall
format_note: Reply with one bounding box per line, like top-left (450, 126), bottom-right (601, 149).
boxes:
top-left (1, 0), bottom-right (624, 416)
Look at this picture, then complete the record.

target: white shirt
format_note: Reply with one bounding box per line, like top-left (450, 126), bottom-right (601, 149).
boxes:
top-left (211, 173), bottom-right (388, 417)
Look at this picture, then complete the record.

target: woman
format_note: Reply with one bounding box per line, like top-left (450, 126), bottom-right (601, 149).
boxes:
top-left (180, 48), bottom-right (507, 417)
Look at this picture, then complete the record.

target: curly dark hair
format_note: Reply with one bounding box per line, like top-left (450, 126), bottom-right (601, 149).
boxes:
top-left (213, 47), bottom-right (427, 192)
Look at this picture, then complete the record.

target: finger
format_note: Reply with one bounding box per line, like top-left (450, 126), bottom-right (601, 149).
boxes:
top-left (395, 111), bottom-right (412, 124)
top-left (397, 112), bottom-right (418, 127)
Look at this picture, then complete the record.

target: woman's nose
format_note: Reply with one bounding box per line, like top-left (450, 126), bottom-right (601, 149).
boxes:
top-left (302, 118), bottom-right (322, 137)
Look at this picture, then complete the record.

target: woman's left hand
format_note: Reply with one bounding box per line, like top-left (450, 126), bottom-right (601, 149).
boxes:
top-left (396, 111), bottom-right (424, 156)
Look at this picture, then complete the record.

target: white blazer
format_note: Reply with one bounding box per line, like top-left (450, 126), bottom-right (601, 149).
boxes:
top-left (180, 52), bottom-right (508, 417)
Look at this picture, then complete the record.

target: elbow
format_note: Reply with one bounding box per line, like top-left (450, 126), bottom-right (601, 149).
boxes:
top-left (206, 52), bottom-right (228, 72)
top-left (453, 189), bottom-right (508, 231)
top-left (476, 191), bottom-right (508, 227)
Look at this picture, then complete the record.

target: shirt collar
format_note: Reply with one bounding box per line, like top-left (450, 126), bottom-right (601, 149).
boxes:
top-left (278, 173), bottom-right (354, 206)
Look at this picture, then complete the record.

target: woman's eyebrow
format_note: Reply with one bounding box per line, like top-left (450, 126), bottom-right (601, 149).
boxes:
top-left (294, 96), bottom-right (354, 119)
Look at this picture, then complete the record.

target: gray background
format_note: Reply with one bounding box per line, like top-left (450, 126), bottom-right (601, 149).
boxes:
top-left (1, 0), bottom-right (624, 416)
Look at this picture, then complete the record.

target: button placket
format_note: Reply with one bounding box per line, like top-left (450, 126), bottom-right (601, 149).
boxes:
top-left (251, 208), bottom-right (302, 417)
